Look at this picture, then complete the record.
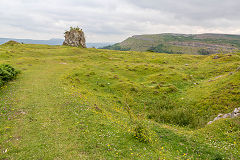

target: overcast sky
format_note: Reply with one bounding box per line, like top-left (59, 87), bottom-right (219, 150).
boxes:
top-left (0, 0), bottom-right (240, 42)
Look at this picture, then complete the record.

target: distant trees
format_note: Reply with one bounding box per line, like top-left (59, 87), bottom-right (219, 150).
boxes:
top-left (198, 48), bottom-right (211, 55)
top-left (147, 44), bottom-right (174, 54)
top-left (101, 44), bottom-right (130, 51)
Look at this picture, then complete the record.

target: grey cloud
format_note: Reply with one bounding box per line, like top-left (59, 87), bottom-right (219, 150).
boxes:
top-left (0, 0), bottom-right (240, 42)
top-left (125, 0), bottom-right (240, 24)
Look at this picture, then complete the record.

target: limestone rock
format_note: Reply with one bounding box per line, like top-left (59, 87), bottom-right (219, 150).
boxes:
top-left (231, 108), bottom-right (240, 118)
top-left (207, 121), bottom-right (213, 125)
top-left (213, 55), bottom-right (220, 59)
top-left (207, 107), bottom-right (240, 125)
top-left (236, 66), bottom-right (240, 71)
top-left (235, 113), bottom-right (240, 117)
top-left (63, 27), bottom-right (86, 48)
top-left (234, 107), bottom-right (240, 113)
top-left (222, 113), bottom-right (231, 118)
top-left (213, 114), bottom-right (223, 121)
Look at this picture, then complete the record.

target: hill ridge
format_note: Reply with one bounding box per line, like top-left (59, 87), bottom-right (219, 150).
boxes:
top-left (103, 33), bottom-right (240, 54)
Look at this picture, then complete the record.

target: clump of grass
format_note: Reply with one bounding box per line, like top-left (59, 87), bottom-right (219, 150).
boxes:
top-left (124, 96), bottom-right (156, 143)
top-left (151, 107), bottom-right (196, 127)
top-left (132, 121), bottom-right (154, 143)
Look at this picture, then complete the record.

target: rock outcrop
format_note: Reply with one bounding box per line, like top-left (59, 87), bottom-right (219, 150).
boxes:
top-left (63, 27), bottom-right (86, 48)
top-left (208, 107), bottom-right (240, 125)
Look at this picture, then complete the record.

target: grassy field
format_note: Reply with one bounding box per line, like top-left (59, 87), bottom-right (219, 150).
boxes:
top-left (0, 43), bottom-right (239, 159)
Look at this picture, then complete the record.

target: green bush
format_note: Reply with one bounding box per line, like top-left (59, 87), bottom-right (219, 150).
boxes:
top-left (147, 44), bottom-right (173, 54)
top-left (198, 48), bottom-right (211, 55)
top-left (0, 64), bottom-right (19, 87)
top-left (101, 44), bottom-right (131, 51)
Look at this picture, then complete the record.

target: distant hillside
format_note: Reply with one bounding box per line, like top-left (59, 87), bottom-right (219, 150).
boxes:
top-left (0, 38), bottom-right (64, 45)
top-left (0, 38), bottom-right (113, 48)
top-left (102, 33), bottom-right (240, 55)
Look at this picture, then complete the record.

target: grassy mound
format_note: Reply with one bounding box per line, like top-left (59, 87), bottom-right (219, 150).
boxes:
top-left (2, 40), bottom-right (20, 46)
top-left (194, 117), bottom-right (240, 158)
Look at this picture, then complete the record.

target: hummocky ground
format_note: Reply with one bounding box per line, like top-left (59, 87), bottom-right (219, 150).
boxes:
top-left (0, 43), bottom-right (239, 159)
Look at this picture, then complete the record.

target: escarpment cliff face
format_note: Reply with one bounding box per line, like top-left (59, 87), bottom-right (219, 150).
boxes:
top-left (63, 27), bottom-right (86, 48)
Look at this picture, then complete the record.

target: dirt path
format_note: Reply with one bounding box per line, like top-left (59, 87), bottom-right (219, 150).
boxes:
top-left (0, 61), bottom-right (88, 159)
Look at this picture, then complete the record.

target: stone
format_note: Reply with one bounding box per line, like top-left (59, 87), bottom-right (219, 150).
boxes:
top-left (63, 27), bottom-right (86, 48)
top-left (207, 121), bottom-right (213, 125)
top-left (207, 108), bottom-right (240, 125)
top-left (236, 66), bottom-right (240, 71)
top-left (213, 114), bottom-right (223, 121)
top-left (234, 108), bottom-right (239, 113)
top-left (231, 112), bottom-right (240, 118)
top-left (222, 113), bottom-right (231, 118)
top-left (231, 112), bottom-right (236, 118)
top-left (213, 55), bottom-right (219, 59)
top-left (235, 113), bottom-right (240, 117)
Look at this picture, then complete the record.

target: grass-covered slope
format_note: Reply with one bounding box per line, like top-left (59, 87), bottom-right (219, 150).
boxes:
top-left (0, 43), bottom-right (239, 159)
top-left (103, 33), bottom-right (240, 55)
top-left (66, 50), bottom-right (240, 128)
